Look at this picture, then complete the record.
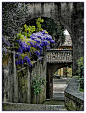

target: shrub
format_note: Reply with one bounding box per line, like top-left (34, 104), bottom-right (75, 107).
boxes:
top-left (77, 57), bottom-right (84, 90)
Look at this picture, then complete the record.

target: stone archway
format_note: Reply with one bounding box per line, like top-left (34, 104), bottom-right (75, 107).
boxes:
top-left (2, 2), bottom-right (84, 75)
top-left (46, 62), bottom-right (72, 99)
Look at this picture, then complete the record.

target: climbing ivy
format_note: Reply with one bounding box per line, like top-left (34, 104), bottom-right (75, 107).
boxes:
top-left (31, 75), bottom-right (46, 103)
top-left (31, 75), bottom-right (46, 96)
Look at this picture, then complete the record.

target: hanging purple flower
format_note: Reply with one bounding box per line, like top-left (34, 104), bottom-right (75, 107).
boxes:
top-left (34, 38), bottom-right (41, 43)
top-left (25, 56), bottom-right (32, 66)
top-left (50, 40), bottom-right (55, 44)
top-left (15, 54), bottom-right (17, 58)
top-left (21, 59), bottom-right (24, 65)
top-left (18, 60), bottom-right (21, 65)
top-left (18, 47), bottom-right (23, 53)
top-left (34, 51), bottom-right (40, 57)
top-left (15, 60), bottom-right (18, 66)
top-left (26, 46), bottom-right (30, 52)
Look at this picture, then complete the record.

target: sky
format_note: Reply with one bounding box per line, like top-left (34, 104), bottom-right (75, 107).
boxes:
top-left (64, 29), bottom-right (70, 35)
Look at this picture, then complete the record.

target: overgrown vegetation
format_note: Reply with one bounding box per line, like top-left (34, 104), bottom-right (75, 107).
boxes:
top-left (76, 57), bottom-right (84, 91)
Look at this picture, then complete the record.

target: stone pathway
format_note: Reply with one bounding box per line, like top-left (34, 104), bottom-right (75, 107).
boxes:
top-left (43, 77), bottom-right (71, 110)
top-left (52, 78), bottom-right (71, 100)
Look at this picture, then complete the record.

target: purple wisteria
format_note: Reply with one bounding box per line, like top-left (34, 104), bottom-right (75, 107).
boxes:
top-left (15, 30), bottom-right (55, 66)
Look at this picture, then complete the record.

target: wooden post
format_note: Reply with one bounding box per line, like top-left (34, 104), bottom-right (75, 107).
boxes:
top-left (27, 66), bottom-right (31, 104)
top-left (13, 51), bottom-right (18, 102)
top-left (8, 57), bottom-right (12, 102)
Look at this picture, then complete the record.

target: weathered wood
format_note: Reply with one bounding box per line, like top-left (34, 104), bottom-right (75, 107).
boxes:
top-left (13, 51), bottom-right (18, 102)
top-left (27, 66), bottom-right (31, 104)
top-left (17, 67), bottom-right (27, 73)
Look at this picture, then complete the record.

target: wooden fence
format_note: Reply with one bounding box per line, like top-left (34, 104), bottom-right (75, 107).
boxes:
top-left (2, 50), bottom-right (46, 104)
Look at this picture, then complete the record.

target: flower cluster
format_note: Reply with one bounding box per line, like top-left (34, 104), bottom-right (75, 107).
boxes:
top-left (2, 36), bottom-right (10, 54)
top-left (15, 30), bottom-right (55, 66)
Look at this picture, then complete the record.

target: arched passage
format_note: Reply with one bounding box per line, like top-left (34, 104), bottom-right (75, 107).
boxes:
top-left (46, 62), bottom-right (72, 99)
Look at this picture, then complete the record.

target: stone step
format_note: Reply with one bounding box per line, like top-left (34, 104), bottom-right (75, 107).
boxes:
top-left (53, 92), bottom-right (65, 100)
top-left (52, 96), bottom-right (64, 101)
top-left (45, 100), bottom-right (65, 105)
top-left (3, 102), bottom-right (67, 111)
top-left (53, 92), bottom-right (64, 97)
top-left (53, 78), bottom-right (71, 84)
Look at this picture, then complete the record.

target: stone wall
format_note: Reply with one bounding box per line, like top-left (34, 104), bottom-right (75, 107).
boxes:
top-left (64, 77), bottom-right (84, 111)
top-left (2, 51), bottom-right (46, 104)
top-left (2, 2), bottom-right (73, 37)
top-left (2, 52), bottom-right (14, 102)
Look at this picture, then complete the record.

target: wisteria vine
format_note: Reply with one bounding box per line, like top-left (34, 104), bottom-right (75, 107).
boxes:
top-left (15, 30), bottom-right (55, 66)
top-left (2, 18), bottom-right (55, 67)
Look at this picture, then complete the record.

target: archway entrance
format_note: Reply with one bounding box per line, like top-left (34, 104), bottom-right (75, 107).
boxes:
top-left (53, 66), bottom-right (72, 101)
top-left (46, 63), bottom-right (72, 99)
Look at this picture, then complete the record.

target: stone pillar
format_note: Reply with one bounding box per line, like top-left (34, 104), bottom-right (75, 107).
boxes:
top-left (71, 3), bottom-right (84, 75)
top-left (58, 69), bottom-right (61, 76)
top-left (61, 68), bottom-right (63, 76)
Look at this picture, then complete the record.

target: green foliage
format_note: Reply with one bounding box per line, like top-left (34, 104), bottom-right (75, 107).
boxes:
top-left (55, 70), bottom-right (58, 75)
top-left (76, 57), bottom-right (84, 89)
top-left (31, 75), bottom-right (46, 96)
top-left (41, 18), bottom-right (65, 47)
top-left (16, 17), bottom-right (43, 40)
top-left (77, 57), bottom-right (84, 78)
top-left (79, 88), bottom-right (84, 92)
top-left (79, 77), bottom-right (84, 89)
top-left (36, 17), bottom-right (44, 32)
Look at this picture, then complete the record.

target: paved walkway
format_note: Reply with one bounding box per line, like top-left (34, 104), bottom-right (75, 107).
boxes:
top-left (44, 77), bottom-right (71, 110)
top-left (53, 78), bottom-right (71, 100)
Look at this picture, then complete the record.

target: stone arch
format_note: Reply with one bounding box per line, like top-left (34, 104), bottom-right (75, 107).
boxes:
top-left (47, 63), bottom-right (72, 77)
top-left (2, 2), bottom-right (84, 75)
